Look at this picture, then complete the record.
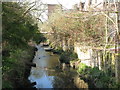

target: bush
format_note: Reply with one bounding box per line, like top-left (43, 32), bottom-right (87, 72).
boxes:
top-left (77, 63), bottom-right (119, 88)
top-left (77, 63), bottom-right (91, 74)
top-left (2, 47), bottom-right (34, 88)
top-left (2, 81), bottom-right (13, 88)
top-left (54, 47), bottom-right (64, 54)
top-left (59, 50), bottom-right (78, 63)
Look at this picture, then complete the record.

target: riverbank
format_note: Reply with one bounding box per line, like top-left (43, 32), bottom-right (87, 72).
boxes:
top-left (49, 47), bottom-right (120, 89)
top-left (28, 45), bottom-right (83, 88)
top-left (43, 46), bottom-right (89, 88)
top-left (77, 63), bottom-right (120, 88)
top-left (2, 45), bottom-right (36, 89)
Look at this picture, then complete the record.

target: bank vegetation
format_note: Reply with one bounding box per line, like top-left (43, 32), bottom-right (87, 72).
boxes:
top-left (42, 5), bottom-right (120, 88)
top-left (2, 2), bottom-right (46, 88)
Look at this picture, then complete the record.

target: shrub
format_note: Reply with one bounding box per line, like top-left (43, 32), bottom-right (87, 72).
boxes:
top-left (77, 63), bottom-right (118, 88)
top-left (59, 50), bottom-right (78, 63)
top-left (77, 63), bottom-right (90, 74)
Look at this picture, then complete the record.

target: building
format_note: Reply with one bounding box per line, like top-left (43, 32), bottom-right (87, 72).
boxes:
top-left (47, 4), bottom-right (62, 18)
top-left (84, 0), bottom-right (120, 11)
top-left (48, 4), bottom-right (57, 17)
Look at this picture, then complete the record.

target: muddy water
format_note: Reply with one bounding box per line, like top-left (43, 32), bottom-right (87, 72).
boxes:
top-left (28, 44), bottom-right (87, 89)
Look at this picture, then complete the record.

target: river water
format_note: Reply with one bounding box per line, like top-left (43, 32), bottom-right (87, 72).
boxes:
top-left (28, 44), bottom-right (87, 89)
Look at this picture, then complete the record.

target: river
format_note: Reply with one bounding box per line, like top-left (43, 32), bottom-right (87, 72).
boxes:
top-left (28, 44), bottom-right (87, 89)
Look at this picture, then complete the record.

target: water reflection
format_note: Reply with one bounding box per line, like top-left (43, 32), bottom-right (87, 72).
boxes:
top-left (34, 75), bottom-right (54, 88)
top-left (28, 45), bottom-right (78, 89)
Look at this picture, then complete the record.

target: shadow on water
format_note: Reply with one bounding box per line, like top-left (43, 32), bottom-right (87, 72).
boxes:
top-left (28, 44), bottom-right (87, 89)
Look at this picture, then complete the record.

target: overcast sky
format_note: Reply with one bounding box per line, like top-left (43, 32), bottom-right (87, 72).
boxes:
top-left (41, 0), bottom-right (85, 9)
top-left (23, 0), bottom-right (85, 9)
top-left (22, 0), bottom-right (86, 21)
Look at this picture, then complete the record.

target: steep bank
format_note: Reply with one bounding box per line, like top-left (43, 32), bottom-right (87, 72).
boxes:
top-left (2, 46), bottom-right (36, 89)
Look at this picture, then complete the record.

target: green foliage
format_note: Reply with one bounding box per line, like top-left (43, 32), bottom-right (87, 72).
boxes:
top-left (59, 50), bottom-right (78, 63)
top-left (2, 80), bottom-right (13, 88)
top-left (33, 32), bottom-right (46, 44)
top-left (2, 47), bottom-right (34, 88)
top-left (53, 47), bottom-right (64, 54)
top-left (2, 2), bottom-right (46, 88)
top-left (77, 63), bottom-right (119, 88)
top-left (77, 63), bottom-right (90, 74)
top-left (2, 2), bottom-right (46, 49)
top-left (2, 49), bottom-right (22, 73)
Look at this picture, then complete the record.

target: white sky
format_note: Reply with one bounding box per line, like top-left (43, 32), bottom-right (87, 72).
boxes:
top-left (23, 0), bottom-right (86, 9)
top-left (41, 0), bottom-right (85, 9)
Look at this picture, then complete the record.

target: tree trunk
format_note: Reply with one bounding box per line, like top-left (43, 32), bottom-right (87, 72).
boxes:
top-left (62, 37), bottom-right (67, 51)
top-left (115, 3), bottom-right (120, 83)
top-left (98, 51), bottom-right (102, 70)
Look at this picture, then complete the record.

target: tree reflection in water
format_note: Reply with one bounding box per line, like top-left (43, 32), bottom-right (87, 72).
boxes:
top-left (28, 45), bottom-right (87, 89)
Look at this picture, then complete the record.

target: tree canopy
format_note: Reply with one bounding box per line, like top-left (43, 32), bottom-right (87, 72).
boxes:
top-left (2, 2), bottom-right (45, 49)
top-left (43, 10), bottom-right (106, 49)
